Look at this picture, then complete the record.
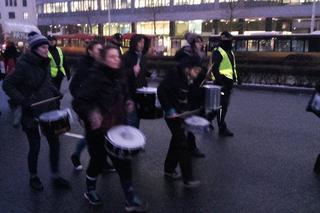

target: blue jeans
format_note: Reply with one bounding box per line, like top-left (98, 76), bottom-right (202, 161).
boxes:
top-left (73, 138), bottom-right (87, 157)
top-left (127, 109), bottom-right (140, 128)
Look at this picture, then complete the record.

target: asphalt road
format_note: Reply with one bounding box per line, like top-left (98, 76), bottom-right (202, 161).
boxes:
top-left (0, 81), bottom-right (319, 213)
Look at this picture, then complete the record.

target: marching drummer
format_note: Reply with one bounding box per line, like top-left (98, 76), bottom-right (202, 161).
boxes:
top-left (157, 56), bottom-right (203, 188)
top-left (72, 46), bottom-right (148, 211)
top-left (122, 34), bottom-right (149, 128)
top-left (2, 32), bottom-right (70, 191)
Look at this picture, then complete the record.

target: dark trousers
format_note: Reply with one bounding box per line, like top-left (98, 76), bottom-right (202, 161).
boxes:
top-left (85, 127), bottom-right (132, 186)
top-left (217, 86), bottom-right (232, 129)
top-left (24, 126), bottom-right (60, 175)
top-left (164, 118), bottom-right (193, 182)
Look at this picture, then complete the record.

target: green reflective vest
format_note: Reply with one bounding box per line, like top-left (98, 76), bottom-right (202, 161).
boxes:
top-left (48, 47), bottom-right (66, 78)
top-left (212, 47), bottom-right (237, 81)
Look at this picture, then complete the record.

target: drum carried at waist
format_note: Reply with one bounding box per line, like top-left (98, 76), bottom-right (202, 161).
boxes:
top-left (39, 109), bottom-right (71, 136)
top-left (136, 87), bottom-right (163, 119)
top-left (184, 115), bottom-right (210, 135)
top-left (203, 83), bottom-right (222, 111)
top-left (104, 125), bottom-right (146, 160)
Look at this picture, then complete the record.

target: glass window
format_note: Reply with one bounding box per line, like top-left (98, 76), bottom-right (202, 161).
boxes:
top-left (8, 12), bottom-right (15, 19)
top-left (304, 40), bottom-right (309, 52)
top-left (71, 0), bottom-right (98, 12)
top-left (292, 40), bottom-right (304, 52)
top-left (247, 40), bottom-right (258, 51)
top-left (135, 0), bottom-right (169, 8)
top-left (189, 20), bottom-right (202, 34)
top-left (23, 12), bottom-right (29, 19)
top-left (275, 39), bottom-right (290, 52)
top-left (9, 0), bottom-right (12, 6)
top-left (101, 0), bottom-right (131, 9)
top-left (136, 21), bottom-right (169, 35)
top-left (236, 40), bottom-right (247, 52)
top-left (259, 39), bottom-right (273, 52)
top-left (175, 21), bottom-right (188, 36)
top-left (5, 0), bottom-right (8, 6)
top-left (23, 0), bottom-right (27, 6)
top-left (103, 23), bottom-right (131, 36)
top-left (13, 0), bottom-right (16, 6)
top-left (173, 0), bottom-right (201, 5)
top-left (44, 2), bottom-right (68, 13)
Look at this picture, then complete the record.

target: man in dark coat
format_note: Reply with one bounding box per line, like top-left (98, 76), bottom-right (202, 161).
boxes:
top-left (122, 34), bottom-right (149, 128)
top-left (2, 31), bottom-right (69, 191)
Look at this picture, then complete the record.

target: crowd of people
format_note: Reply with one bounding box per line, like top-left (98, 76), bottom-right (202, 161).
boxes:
top-left (0, 30), bottom-right (238, 212)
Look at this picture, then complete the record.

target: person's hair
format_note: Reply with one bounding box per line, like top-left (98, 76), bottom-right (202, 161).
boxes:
top-left (178, 56), bottom-right (202, 71)
top-left (220, 31), bottom-right (233, 40)
top-left (190, 36), bottom-right (203, 48)
top-left (99, 45), bottom-right (120, 59)
top-left (86, 40), bottom-right (101, 55)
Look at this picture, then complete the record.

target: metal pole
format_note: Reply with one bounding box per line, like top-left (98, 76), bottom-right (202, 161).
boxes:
top-left (108, 0), bottom-right (111, 35)
top-left (311, 0), bottom-right (316, 33)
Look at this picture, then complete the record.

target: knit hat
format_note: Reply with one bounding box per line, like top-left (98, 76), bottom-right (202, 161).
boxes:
top-left (27, 31), bottom-right (49, 49)
top-left (185, 32), bottom-right (202, 45)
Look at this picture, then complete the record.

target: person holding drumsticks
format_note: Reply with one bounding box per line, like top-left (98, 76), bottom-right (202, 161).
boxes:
top-left (72, 46), bottom-right (148, 211)
top-left (157, 56), bottom-right (203, 188)
top-left (2, 32), bottom-right (70, 191)
top-left (122, 34), bottom-right (149, 128)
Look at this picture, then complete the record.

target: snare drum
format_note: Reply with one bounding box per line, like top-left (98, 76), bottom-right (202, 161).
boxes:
top-left (39, 109), bottom-right (70, 136)
top-left (184, 115), bottom-right (210, 134)
top-left (136, 87), bottom-right (163, 119)
top-left (104, 125), bottom-right (146, 159)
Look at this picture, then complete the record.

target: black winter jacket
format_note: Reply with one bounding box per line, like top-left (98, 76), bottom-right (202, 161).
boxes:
top-left (72, 62), bottom-right (130, 130)
top-left (2, 51), bottom-right (60, 129)
top-left (69, 55), bottom-right (95, 97)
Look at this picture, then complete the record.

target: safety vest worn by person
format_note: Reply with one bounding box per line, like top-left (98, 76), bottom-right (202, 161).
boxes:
top-left (211, 47), bottom-right (237, 82)
top-left (48, 47), bottom-right (66, 78)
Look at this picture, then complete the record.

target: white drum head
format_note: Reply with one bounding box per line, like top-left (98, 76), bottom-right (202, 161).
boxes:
top-left (185, 115), bottom-right (210, 127)
top-left (39, 110), bottom-right (68, 122)
top-left (136, 87), bottom-right (157, 94)
top-left (106, 125), bottom-right (146, 149)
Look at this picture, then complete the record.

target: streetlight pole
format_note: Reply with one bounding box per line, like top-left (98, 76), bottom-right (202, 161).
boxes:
top-left (311, 0), bottom-right (316, 33)
top-left (108, 0), bottom-right (111, 35)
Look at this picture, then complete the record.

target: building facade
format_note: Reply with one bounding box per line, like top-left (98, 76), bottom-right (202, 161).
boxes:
top-left (0, 0), bottom-right (38, 42)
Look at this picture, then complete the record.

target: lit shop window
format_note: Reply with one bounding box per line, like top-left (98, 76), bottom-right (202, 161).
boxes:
top-left (173, 0), bottom-right (202, 5)
top-left (202, 0), bottom-right (215, 3)
top-left (135, 0), bottom-right (170, 8)
top-left (136, 21), bottom-right (170, 35)
top-left (103, 23), bottom-right (131, 35)
top-left (71, 0), bottom-right (98, 11)
top-left (101, 0), bottom-right (131, 10)
top-left (43, 2), bottom-right (68, 13)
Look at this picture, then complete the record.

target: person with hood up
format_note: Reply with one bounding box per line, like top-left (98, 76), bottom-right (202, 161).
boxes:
top-left (2, 31), bottom-right (70, 191)
top-left (122, 34), bottom-right (149, 128)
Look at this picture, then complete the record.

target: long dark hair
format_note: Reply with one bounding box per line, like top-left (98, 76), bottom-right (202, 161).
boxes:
top-left (86, 40), bottom-right (101, 56)
top-left (129, 34), bottom-right (149, 55)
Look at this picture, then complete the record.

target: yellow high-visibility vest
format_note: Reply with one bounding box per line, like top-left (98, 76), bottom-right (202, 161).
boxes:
top-left (211, 47), bottom-right (237, 81)
top-left (48, 47), bottom-right (65, 78)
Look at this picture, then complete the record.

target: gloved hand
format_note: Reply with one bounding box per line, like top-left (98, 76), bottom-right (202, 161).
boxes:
top-left (58, 92), bottom-right (64, 100)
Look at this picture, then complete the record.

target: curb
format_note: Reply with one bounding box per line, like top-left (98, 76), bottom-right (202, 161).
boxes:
top-left (236, 84), bottom-right (315, 94)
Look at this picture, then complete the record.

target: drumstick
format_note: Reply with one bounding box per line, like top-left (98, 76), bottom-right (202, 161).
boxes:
top-left (31, 96), bottom-right (61, 107)
top-left (199, 64), bottom-right (214, 88)
top-left (175, 108), bottom-right (201, 118)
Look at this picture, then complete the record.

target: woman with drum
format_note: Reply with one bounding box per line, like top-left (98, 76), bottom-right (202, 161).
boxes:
top-left (2, 32), bottom-right (70, 191)
top-left (157, 56), bottom-right (203, 188)
top-left (72, 46), bottom-right (148, 211)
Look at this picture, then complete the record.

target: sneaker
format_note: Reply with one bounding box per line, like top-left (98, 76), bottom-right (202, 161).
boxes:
top-left (183, 180), bottom-right (201, 189)
top-left (84, 191), bottom-right (102, 206)
top-left (71, 154), bottom-right (83, 170)
top-left (164, 170), bottom-right (182, 180)
top-left (191, 148), bottom-right (205, 158)
top-left (29, 176), bottom-right (44, 191)
top-left (219, 128), bottom-right (234, 137)
top-left (125, 197), bottom-right (148, 212)
top-left (52, 176), bottom-right (71, 189)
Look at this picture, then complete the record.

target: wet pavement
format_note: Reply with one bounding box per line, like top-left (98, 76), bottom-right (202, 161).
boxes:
top-left (0, 81), bottom-right (320, 213)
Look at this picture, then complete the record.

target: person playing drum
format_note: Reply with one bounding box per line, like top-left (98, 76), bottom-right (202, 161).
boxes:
top-left (157, 56), bottom-right (203, 188)
top-left (72, 46), bottom-right (148, 211)
top-left (2, 32), bottom-right (70, 191)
